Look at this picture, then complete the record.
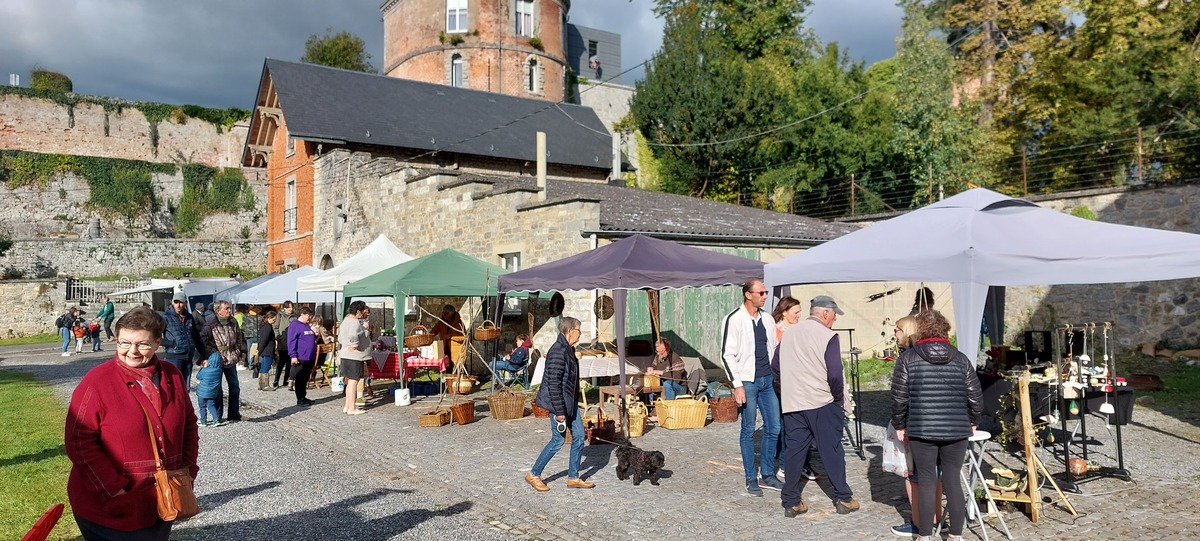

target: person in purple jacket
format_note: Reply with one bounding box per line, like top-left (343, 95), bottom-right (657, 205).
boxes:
top-left (287, 305), bottom-right (318, 406)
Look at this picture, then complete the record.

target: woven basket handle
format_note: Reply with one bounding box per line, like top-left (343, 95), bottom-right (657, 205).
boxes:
top-left (480, 319), bottom-right (497, 329)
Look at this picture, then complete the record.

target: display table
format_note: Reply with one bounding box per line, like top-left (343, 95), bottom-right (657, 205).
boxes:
top-left (369, 352), bottom-right (450, 385)
top-left (530, 354), bottom-right (655, 386)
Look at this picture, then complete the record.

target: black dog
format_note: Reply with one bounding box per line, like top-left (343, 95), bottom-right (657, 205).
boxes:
top-left (615, 445), bottom-right (665, 486)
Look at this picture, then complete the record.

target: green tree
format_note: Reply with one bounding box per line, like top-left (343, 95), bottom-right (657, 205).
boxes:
top-left (301, 28), bottom-right (375, 73)
top-left (30, 68), bottom-right (73, 93)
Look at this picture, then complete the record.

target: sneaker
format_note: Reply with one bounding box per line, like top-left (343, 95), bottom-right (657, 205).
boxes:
top-left (777, 468), bottom-right (785, 482)
top-left (891, 521), bottom-right (917, 537)
top-left (783, 501), bottom-right (809, 518)
top-left (197, 420), bottom-right (210, 427)
top-left (758, 475), bottom-right (784, 491)
top-left (746, 479), bottom-right (763, 497)
top-left (835, 498), bottom-right (861, 514)
top-left (804, 467), bottom-right (819, 480)
top-left (61, 352), bottom-right (71, 357)
top-left (213, 420), bottom-right (228, 427)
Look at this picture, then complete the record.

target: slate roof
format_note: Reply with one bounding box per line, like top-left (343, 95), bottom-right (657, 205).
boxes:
top-left (253, 59), bottom-right (615, 170)
top-left (459, 174), bottom-right (857, 244)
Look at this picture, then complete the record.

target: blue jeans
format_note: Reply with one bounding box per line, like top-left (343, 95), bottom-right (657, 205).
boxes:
top-left (60, 327), bottom-right (71, 353)
top-left (662, 380), bottom-right (688, 400)
top-left (170, 357), bottom-right (193, 392)
top-left (489, 359), bottom-right (526, 383)
top-left (198, 396), bottom-right (222, 424)
top-left (531, 406), bottom-right (586, 479)
top-left (208, 352), bottom-right (241, 419)
top-left (258, 355), bottom-right (274, 375)
top-left (738, 375), bottom-right (781, 481)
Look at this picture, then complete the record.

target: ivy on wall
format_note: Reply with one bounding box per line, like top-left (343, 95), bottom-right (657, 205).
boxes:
top-left (0, 150), bottom-right (255, 236)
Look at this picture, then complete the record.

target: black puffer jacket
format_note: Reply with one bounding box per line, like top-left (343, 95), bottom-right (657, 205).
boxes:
top-left (890, 339), bottom-right (983, 441)
top-left (534, 334), bottom-right (580, 419)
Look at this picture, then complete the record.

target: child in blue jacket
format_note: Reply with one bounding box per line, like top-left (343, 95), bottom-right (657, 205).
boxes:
top-left (196, 353), bottom-right (225, 426)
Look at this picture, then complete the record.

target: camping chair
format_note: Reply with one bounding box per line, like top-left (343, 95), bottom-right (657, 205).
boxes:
top-left (21, 503), bottom-right (64, 541)
top-left (310, 342), bottom-right (337, 390)
top-left (496, 362), bottom-right (529, 388)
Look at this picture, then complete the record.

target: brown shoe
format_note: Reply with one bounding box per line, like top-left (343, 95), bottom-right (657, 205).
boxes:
top-left (525, 473), bottom-right (549, 492)
top-left (835, 498), bottom-right (860, 514)
top-left (783, 500), bottom-right (808, 518)
top-left (566, 478), bottom-right (595, 489)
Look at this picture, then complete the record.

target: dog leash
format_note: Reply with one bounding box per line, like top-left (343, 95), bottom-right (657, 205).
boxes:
top-left (591, 436), bottom-right (636, 449)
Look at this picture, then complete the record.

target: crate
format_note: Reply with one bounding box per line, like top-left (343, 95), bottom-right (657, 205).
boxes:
top-left (419, 409), bottom-right (451, 427)
top-left (654, 395), bottom-right (709, 429)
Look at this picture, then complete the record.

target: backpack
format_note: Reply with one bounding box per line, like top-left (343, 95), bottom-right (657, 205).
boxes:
top-left (55, 314), bottom-right (68, 329)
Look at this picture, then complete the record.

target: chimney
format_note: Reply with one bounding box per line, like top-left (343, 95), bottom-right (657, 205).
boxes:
top-left (611, 130), bottom-right (621, 185)
top-left (536, 131), bottom-right (546, 201)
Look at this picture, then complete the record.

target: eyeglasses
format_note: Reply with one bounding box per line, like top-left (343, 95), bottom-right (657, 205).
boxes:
top-left (750, 291), bottom-right (768, 296)
top-left (116, 342), bottom-right (157, 352)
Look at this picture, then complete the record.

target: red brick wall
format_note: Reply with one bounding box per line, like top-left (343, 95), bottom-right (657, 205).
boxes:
top-left (382, 0), bottom-right (567, 101)
top-left (265, 118), bottom-right (314, 272)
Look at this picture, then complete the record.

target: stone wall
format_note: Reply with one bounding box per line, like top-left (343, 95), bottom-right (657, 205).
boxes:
top-left (0, 238), bottom-right (266, 281)
top-left (0, 94), bottom-right (248, 167)
top-left (0, 278), bottom-right (151, 339)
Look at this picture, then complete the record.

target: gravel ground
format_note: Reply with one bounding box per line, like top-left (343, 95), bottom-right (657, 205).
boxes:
top-left (1, 345), bottom-right (511, 541)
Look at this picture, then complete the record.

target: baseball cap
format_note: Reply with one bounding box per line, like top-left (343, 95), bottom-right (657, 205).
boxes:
top-left (172, 291), bottom-right (187, 303)
top-left (811, 295), bottom-right (844, 315)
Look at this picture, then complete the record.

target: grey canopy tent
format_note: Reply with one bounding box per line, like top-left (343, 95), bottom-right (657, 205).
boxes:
top-left (765, 188), bottom-right (1200, 358)
top-left (498, 234), bottom-right (765, 417)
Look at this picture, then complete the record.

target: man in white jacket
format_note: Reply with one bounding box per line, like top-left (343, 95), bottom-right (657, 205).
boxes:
top-left (720, 278), bottom-right (781, 496)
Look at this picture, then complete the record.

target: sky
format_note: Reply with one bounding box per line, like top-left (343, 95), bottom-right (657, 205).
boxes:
top-left (0, 0), bottom-right (903, 110)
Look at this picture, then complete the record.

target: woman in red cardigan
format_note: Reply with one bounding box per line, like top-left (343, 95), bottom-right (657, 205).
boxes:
top-left (65, 306), bottom-right (200, 540)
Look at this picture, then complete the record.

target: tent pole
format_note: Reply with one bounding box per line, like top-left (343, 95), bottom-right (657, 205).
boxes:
top-left (615, 289), bottom-right (628, 436)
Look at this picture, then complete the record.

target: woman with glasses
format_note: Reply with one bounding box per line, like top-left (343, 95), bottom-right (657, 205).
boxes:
top-left (65, 306), bottom-right (200, 540)
top-left (526, 316), bottom-right (595, 491)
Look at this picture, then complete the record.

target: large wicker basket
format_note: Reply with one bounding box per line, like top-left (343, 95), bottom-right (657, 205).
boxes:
top-left (487, 390), bottom-right (527, 420)
top-left (419, 408), bottom-right (451, 427)
top-left (709, 383), bottom-right (739, 423)
top-left (627, 400), bottom-right (649, 437)
top-left (473, 320), bottom-right (501, 341)
top-left (444, 374), bottom-right (476, 395)
top-left (450, 398), bottom-right (475, 425)
top-left (404, 324), bottom-right (435, 348)
top-left (654, 395), bottom-right (709, 429)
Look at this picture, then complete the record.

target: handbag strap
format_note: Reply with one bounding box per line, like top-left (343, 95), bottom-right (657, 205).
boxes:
top-left (140, 405), bottom-right (165, 471)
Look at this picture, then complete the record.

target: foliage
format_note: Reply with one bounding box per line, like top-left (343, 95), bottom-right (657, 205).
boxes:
top-left (1070, 205), bottom-right (1096, 220)
top-left (150, 265), bottom-right (265, 279)
top-left (174, 164), bottom-right (254, 236)
top-left (86, 166), bottom-right (158, 227)
top-left (301, 28), bottom-right (376, 73)
top-left (0, 232), bottom-right (11, 257)
top-left (0, 371), bottom-right (81, 541)
top-left (0, 86), bottom-right (250, 134)
top-left (29, 68), bottom-right (73, 93)
top-left (529, 36), bottom-right (544, 50)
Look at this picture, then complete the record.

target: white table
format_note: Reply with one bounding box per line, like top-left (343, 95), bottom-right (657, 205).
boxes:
top-left (530, 355), bottom-right (654, 386)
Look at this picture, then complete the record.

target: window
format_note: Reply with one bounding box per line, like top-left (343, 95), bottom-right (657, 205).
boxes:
top-left (446, 0), bottom-right (467, 33)
top-left (500, 253), bottom-right (524, 313)
top-left (333, 199), bottom-right (345, 238)
top-left (284, 177), bottom-right (297, 234)
top-left (588, 40), bottom-right (598, 58)
top-left (450, 54), bottom-right (464, 87)
top-left (515, 0), bottom-right (534, 37)
top-left (526, 58), bottom-right (539, 93)
top-left (286, 136), bottom-right (296, 156)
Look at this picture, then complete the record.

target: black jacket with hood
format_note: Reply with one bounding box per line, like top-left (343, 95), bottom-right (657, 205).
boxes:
top-left (890, 338), bottom-right (983, 441)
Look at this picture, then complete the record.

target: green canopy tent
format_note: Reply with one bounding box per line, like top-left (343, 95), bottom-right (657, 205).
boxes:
top-left (342, 248), bottom-right (518, 370)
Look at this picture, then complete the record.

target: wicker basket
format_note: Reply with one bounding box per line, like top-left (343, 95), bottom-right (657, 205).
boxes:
top-left (531, 398), bottom-right (550, 418)
top-left (449, 398), bottom-right (475, 425)
top-left (487, 391), bottom-right (527, 420)
top-left (473, 320), bottom-right (501, 341)
top-left (581, 394), bottom-right (617, 444)
top-left (654, 395), bottom-right (709, 429)
top-left (627, 400), bottom-right (649, 437)
top-left (444, 374), bottom-right (476, 395)
top-left (404, 324), bottom-right (435, 348)
top-left (709, 383), bottom-right (739, 423)
top-left (419, 408), bottom-right (451, 427)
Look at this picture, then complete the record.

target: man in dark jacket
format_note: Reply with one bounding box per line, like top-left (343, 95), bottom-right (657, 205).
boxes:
top-left (199, 300), bottom-right (245, 422)
top-left (890, 309), bottom-right (983, 541)
top-left (161, 291), bottom-right (201, 391)
top-left (527, 316), bottom-right (594, 491)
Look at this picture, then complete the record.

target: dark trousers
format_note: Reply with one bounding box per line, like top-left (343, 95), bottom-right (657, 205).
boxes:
top-left (76, 513), bottom-right (171, 541)
top-left (291, 360), bottom-right (314, 402)
top-left (273, 347), bottom-right (290, 386)
top-left (103, 316), bottom-right (115, 339)
top-left (781, 402), bottom-right (852, 507)
top-left (909, 437), bottom-right (968, 536)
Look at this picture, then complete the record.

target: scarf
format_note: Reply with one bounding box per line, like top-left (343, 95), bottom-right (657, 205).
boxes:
top-left (116, 358), bottom-right (164, 415)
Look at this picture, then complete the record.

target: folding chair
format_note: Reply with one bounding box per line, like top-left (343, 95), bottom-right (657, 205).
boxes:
top-left (310, 342), bottom-right (337, 389)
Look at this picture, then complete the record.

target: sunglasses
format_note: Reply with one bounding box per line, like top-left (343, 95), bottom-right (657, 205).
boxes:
top-left (750, 291), bottom-right (768, 296)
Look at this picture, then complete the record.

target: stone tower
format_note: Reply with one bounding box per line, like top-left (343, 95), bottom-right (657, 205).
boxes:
top-left (381, 0), bottom-right (569, 102)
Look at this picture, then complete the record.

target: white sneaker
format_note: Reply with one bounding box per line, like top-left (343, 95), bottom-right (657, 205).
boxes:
top-left (777, 468), bottom-right (786, 481)
top-left (61, 352), bottom-right (71, 357)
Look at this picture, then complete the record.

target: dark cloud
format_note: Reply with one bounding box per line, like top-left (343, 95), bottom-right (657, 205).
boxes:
top-left (0, 0), bottom-right (900, 109)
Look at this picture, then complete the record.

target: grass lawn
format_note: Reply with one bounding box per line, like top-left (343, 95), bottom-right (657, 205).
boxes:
top-left (0, 333), bottom-right (59, 347)
top-left (0, 371), bottom-right (80, 540)
top-left (1116, 354), bottom-right (1200, 419)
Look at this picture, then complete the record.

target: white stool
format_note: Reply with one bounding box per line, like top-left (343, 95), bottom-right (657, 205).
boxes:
top-left (963, 430), bottom-right (1013, 540)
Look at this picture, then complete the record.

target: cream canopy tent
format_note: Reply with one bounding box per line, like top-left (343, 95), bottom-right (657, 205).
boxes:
top-left (765, 188), bottom-right (1200, 358)
top-left (295, 235), bottom-right (413, 293)
top-left (233, 266), bottom-right (335, 305)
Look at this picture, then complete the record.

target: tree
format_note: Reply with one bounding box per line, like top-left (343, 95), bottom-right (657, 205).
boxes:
top-left (301, 28), bottom-right (375, 73)
top-left (30, 68), bottom-right (73, 93)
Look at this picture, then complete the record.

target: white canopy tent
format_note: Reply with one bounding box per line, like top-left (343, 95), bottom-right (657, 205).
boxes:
top-left (295, 235), bottom-right (413, 294)
top-left (765, 188), bottom-right (1200, 358)
top-left (233, 266), bottom-right (335, 305)
top-left (214, 273), bottom-right (279, 304)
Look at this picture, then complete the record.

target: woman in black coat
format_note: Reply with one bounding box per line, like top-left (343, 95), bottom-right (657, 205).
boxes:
top-left (890, 309), bottom-right (983, 541)
top-left (526, 316), bottom-right (595, 491)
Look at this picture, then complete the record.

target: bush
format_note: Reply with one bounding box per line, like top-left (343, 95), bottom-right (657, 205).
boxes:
top-left (30, 69), bottom-right (73, 93)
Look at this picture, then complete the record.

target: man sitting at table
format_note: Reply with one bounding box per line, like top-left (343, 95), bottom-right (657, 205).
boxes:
top-left (648, 337), bottom-right (688, 400)
top-left (490, 333), bottom-right (532, 382)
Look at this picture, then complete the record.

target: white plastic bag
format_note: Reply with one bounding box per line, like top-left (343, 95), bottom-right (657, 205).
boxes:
top-left (881, 422), bottom-right (910, 478)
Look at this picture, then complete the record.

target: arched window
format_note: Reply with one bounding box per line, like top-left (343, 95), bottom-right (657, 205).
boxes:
top-left (451, 54), bottom-right (464, 87)
top-left (319, 254), bottom-right (334, 270)
top-left (526, 57), bottom-right (539, 94)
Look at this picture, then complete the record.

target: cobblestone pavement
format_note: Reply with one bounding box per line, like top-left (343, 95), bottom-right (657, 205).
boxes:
top-left (6, 345), bottom-right (1200, 540)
